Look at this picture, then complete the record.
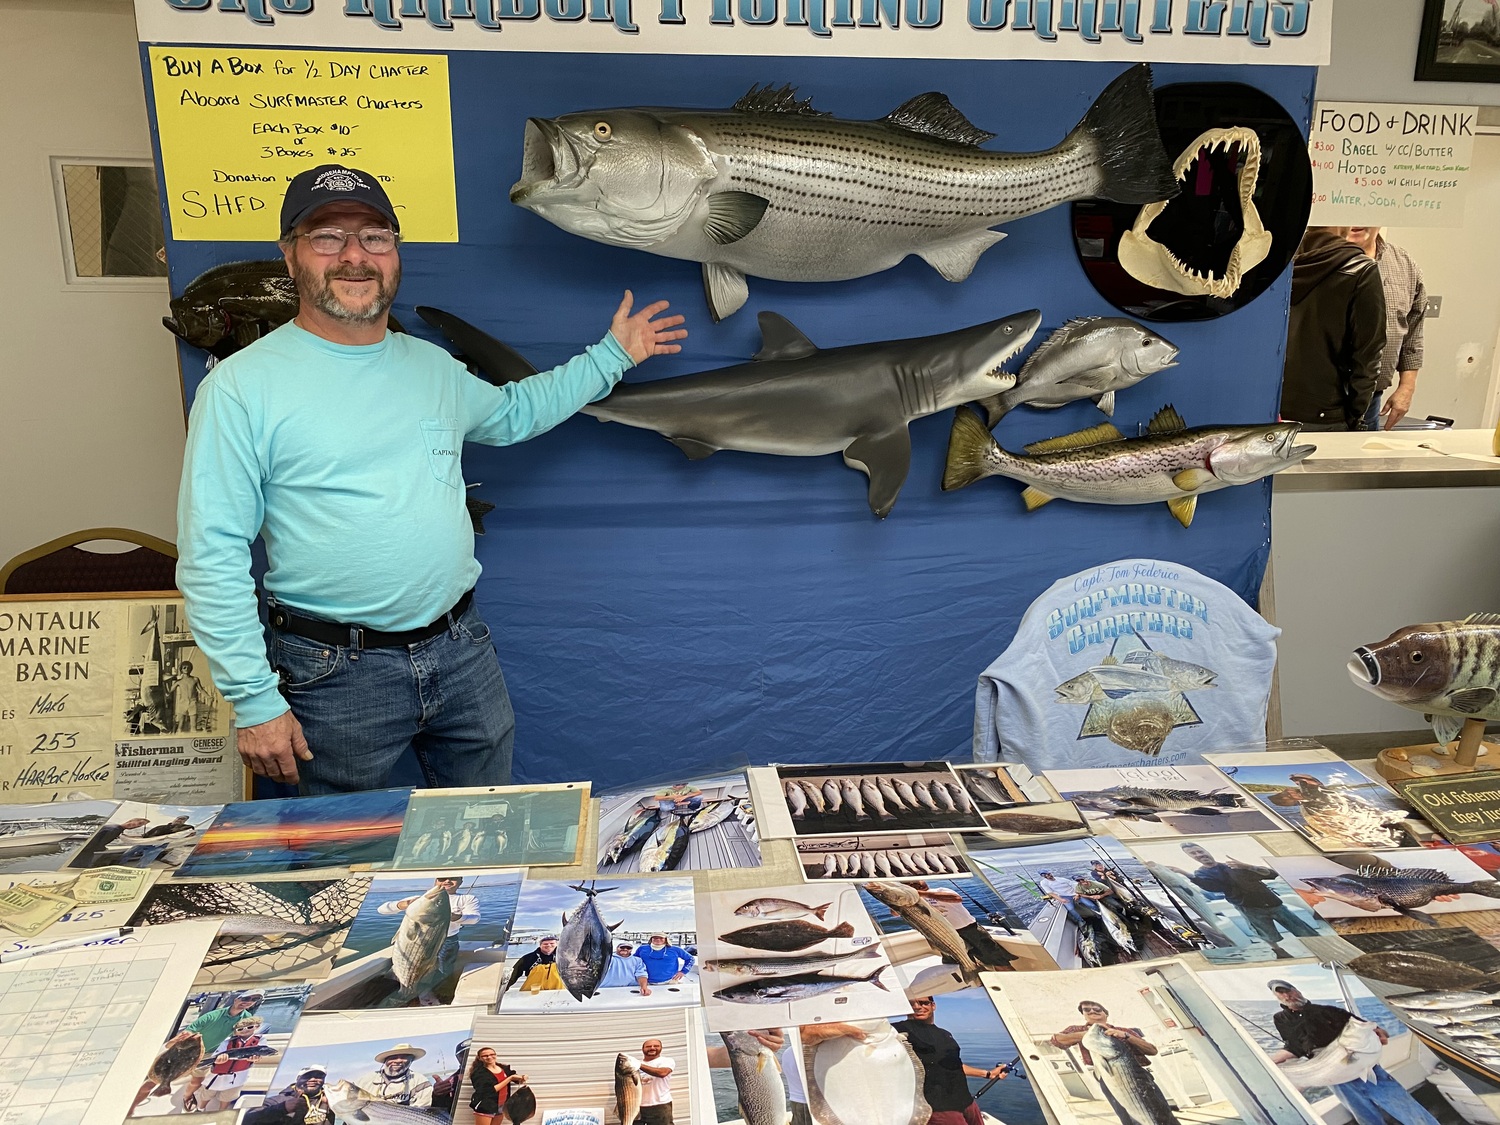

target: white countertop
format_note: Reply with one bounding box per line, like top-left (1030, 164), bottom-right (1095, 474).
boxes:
top-left (1276, 427), bottom-right (1500, 490)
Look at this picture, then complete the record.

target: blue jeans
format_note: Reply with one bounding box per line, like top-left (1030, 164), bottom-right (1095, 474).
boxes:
top-left (270, 602), bottom-right (515, 795)
top-left (1363, 393), bottom-right (1382, 431)
top-left (1333, 1066), bottom-right (1441, 1125)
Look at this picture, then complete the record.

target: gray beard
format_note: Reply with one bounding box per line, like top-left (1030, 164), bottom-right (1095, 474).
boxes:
top-left (297, 260), bottom-right (400, 324)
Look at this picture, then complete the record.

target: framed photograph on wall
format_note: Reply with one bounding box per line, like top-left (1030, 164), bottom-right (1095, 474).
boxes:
top-left (1417, 0), bottom-right (1500, 82)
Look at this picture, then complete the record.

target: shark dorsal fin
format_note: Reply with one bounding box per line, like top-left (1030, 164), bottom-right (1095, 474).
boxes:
top-left (1465, 613), bottom-right (1500, 626)
top-left (882, 93), bottom-right (995, 147)
top-left (754, 312), bottom-right (819, 362)
top-left (1018, 318), bottom-right (1103, 377)
top-left (1148, 405), bottom-right (1188, 434)
top-left (1023, 422), bottom-right (1124, 454)
top-left (732, 84), bottom-right (829, 117)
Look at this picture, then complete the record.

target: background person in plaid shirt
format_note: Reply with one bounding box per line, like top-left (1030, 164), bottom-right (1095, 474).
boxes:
top-left (1348, 226), bottom-right (1426, 430)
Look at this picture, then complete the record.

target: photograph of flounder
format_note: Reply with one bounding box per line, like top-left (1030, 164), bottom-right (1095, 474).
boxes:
top-left (794, 832), bottom-right (969, 882)
top-left (697, 882), bottom-right (902, 1033)
top-left (1042, 764), bottom-right (1277, 839)
top-left (985, 962), bottom-right (1325, 1125)
top-left (129, 875), bottom-right (372, 985)
top-left (307, 870), bottom-right (520, 1010)
top-left (500, 876), bottom-right (700, 1013)
top-left (596, 773), bottom-right (761, 874)
top-left (775, 761), bottom-right (987, 836)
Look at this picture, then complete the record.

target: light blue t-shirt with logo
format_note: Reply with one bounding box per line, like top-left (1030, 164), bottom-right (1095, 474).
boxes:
top-left (973, 559), bottom-right (1279, 770)
top-left (177, 321), bottom-right (632, 728)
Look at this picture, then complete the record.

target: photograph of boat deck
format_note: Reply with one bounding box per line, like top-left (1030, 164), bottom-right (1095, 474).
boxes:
top-left (985, 962), bottom-right (1327, 1125)
top-left (0, 800), bottom-right (118, 872)
top-left (1041, 765), bottom-right (1277, 839)
top-left (596, 774), bottom-right (761, 874)
top-left (967, 837), bottom-right (1205, 969)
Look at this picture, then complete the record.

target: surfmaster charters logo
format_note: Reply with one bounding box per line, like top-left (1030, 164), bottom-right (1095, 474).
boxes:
top-left (314, 168), bottom-right (366, 192)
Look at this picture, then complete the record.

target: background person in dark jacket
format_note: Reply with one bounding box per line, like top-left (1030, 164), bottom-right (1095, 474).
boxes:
top-left (1281, 226), bottom-right (1386, 431)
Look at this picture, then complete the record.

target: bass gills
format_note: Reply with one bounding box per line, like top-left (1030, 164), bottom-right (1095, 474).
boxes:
top-left (1351, 614), bottom-right (1500, 747)
top-left (1084, 1023), bottom-right (1181, 1125)
top-left (721, 1031), bottom-right (787, 1125)
top-left (390, 886), bottom-right (451, 998)
top-left (805, 1019), bottom-right (931, 1125)
top-left (559, 882), bottom-right (620, 1000)
top-left (511, 66), bottom-right (1176, 321)
top-left (944, 404), bottom-right (1314, 527)
top-left (979, 317), bottom-right (1178, 425)
top-left (616, 1053), bottom-right (642, 1125)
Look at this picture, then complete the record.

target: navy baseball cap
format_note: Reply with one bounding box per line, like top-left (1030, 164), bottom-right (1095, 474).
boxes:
top-left (280, 165), bottom-right (399, 237)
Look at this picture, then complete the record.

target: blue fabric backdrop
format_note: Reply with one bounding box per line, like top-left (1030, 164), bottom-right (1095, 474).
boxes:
top-left (147, 51), bottom-right (1314, 787)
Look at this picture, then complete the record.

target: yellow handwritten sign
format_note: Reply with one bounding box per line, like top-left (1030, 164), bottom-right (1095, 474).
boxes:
top-left (148, 46), bottom-right (457, 242)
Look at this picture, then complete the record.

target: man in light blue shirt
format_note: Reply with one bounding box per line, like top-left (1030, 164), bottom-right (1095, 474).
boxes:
top-left (635, 933), bottom-right (693, 984)
top-left (176, 165), bottom-right (686, 793)
top-left (598, 941), bottom-right (651, 994)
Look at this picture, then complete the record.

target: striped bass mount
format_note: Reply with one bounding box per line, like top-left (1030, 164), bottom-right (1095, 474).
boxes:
top-left (510, 65), bottom-right (1177, 320)
top-left (943, 404), bottom-right (1314, 527)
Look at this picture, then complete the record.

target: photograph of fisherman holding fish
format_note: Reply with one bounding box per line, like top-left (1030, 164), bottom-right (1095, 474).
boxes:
top-left (502, 877), bottom-right (700, 1013)
top-left (1207, 756), bottom-right (1420, 851)
top-left (1269, 850), bottom-right (1500, 932)
top-left (987, 964), bottom-right (1320, 1125)
top-left (966, 838), bottom-right (1204, 970)
top-left (1195, 963), bottom-right (1445, 1125)
top-left (308, 872), bottom-right (520, 1011)
top-left (773, 763), bottom-right (987, 837)
top-left (1043, 765), bottom-right (1277, 839)
top-left (254, 1005), bottom-right (474, 1124)
top-left (596, 774), bottom-right (761, 875)
top-left (1125, 836), bottom-right (1331, 964)
top-left (698, 884), bottom-right (902, 1032)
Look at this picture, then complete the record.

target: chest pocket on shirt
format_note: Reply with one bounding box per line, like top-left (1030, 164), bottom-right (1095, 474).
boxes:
top-left (420, 418), bottom-right (462, 488)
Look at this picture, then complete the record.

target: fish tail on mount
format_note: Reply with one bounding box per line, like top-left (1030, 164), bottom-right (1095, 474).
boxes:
top-left (942, 406), bottom-right (1009, 491)
top-left (976, 392), bottom-right (1014, 429)
top-left (1069, 64), bottom-right (1178, 205)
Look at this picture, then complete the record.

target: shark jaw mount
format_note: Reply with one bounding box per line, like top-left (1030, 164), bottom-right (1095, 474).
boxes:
top-left (1117, 126), bottom-right (1269, 301)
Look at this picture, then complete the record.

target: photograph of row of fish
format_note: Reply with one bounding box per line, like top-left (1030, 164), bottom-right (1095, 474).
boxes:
top-left (595, 773), bottom-right (760, 875)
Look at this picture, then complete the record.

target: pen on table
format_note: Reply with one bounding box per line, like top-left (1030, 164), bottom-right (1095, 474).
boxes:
top-left (0, 926), bottom-right (136, 963)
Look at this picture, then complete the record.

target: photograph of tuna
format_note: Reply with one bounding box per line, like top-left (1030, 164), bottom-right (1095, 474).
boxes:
top-left (1207, 755), bottom-right (1420, 851)
top-left (793, 832), bottom-right (968, 882)
top-left (462, 1007), bottom-right (700, 1125)
top-left (391, 783), bottom-right (588, 870)
top-left (774, 762), bottom-right (987, 837)
top-left (696, 882), bottom-right (902, 1033)
top-left (65, 800), bottom-right (221, 870)
top-left (985, 962), bottom-right (1324, 1125)
top-left (966, 836), bottom-right (1205, 969)
top-left (129, 875), bottom-right (372, 985)
top-left (306, 870), bottom-right (520, 1011)
top-left (500, 876), bottom-right (699, 1013)
top-left (596, 773), bottom-right (761, 874)
top-left (857, 877), bottom-right (1057, 991)
top-left (1042, 764), bottom-right (1277, 839)
top-left (711, 988), bottom-right (1050, 1125)
top-left (1195, 961), bottom-right (1447, 1123)
top-left (173, 788), bottom-right (412, 878)
top-left (0, 799), bottom-right (118, 873)
top-left (252, 1004), bottom-right (476, 1125)
top-left (1268, 848), bottom-right (1500, 933)
top-left (130, 982), bottom-right (312, 1118)
top-left (1123, 835), bottom-right (1332, 964)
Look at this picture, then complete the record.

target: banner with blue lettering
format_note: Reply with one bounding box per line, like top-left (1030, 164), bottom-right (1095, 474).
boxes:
top-left (136, 1), bottom-right (1318, 786)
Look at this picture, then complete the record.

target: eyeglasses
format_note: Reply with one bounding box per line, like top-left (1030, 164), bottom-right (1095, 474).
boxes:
top-left (910, 1000), bottom-right (935, 1007)
top-left (1079, 1006), bottom-right (1105, 1013)
top-left (297, 227), bottom-right (400, 255)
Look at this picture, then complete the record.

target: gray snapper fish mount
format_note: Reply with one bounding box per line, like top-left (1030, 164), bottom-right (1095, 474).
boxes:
top-left (419, 305), bottom-right (1041, 518)
top-left (510, 65), bottom-right (1177, 320)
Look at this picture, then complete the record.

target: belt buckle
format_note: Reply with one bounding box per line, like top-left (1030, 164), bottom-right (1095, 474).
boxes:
top-left (349, 626), bottom-right (365, 651)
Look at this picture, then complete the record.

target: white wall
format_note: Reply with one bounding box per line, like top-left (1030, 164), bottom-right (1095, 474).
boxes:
top-left (0, 0), bottom-right (185, 568)
top-left (1319, 0), bottom-right (1500, 428)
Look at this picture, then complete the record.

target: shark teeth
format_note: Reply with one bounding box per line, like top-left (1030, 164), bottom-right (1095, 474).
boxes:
top-left (1118, 125), bottom-right (1271, 301)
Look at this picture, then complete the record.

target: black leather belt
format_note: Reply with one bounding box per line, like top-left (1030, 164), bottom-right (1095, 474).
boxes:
top-left (270, 589), bottom-right (474, 650)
